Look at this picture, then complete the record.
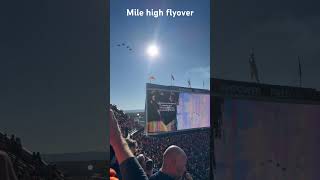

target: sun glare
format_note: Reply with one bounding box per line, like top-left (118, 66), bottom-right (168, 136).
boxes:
top-left (146, 44), bottom-right (159, 58)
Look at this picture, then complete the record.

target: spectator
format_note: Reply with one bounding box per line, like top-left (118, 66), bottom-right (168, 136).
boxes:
top-left (1, 134), bottom-right (63, 179)
top-left (0, 151), bottom-right (18, 180)
top-left (182, 172), bottom-right (193, 180)
top-left (145, 159), bottom-right (154, 178)
top-left (10, 135), bottom-right (15, 142)
top-left (111, 104), bottom-right (209, 180)
top-left (136, 154), bottom-right (146, 170)
top-left (150, 145), bottom-right (187, 180)
top-left (36, 152), bottom-right (41, 161)
top-left (126, 138), bottom-right (138, 156)
top-left (110, 109), bottom-right (148, 180)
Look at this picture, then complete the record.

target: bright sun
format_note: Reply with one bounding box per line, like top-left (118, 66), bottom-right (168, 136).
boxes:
top-left (146, 44), bottom-right (159, 58)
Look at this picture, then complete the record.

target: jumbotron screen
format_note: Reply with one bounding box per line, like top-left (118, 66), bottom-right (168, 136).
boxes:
top-left (146, 84), bottom-right (210, 134)
top-left (214, 98), bottom-right (320, 180)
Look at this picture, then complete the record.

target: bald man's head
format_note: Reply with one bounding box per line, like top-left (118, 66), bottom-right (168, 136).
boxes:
top-left (161, 145), bottom-right (187, 178)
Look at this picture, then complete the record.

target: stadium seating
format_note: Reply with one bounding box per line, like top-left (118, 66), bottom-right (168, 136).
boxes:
top-left (0, 132), bottom-right (64, 180)
top-left (111, 104), bottom-right (210, 180)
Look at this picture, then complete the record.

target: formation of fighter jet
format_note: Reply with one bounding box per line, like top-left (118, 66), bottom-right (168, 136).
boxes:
top-left (116, 42), bottom-right (133, 51)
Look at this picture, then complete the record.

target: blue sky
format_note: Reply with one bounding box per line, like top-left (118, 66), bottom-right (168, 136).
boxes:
top-left (110, 0), bottom-right (210, 110)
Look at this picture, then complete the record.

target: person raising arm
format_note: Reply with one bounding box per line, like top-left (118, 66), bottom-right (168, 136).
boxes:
top-left (109, 108), bottom-right (148, 180)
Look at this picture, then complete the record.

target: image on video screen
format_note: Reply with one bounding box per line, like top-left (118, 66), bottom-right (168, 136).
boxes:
top-left (146, 88), bottom-right (210, 134)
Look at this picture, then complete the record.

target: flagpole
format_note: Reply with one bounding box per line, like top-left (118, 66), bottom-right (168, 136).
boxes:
top-left (298, 56), bottom-right (302, 87)
top-left (171, 73), bottom-right (175, 86)
top-left (299, 57), bottom-right (301, 87)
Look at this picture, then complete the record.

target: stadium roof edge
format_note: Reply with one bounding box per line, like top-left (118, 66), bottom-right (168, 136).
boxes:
top-left (211, 78), bottom-right (320, 102)
top-left (146, 83), bottom-right (210, 93)
top-left (211, 78), bottom-right (317, 91)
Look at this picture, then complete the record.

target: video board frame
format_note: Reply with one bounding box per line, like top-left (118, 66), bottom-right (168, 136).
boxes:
top-left (145, 83), bottom-right (210, 135)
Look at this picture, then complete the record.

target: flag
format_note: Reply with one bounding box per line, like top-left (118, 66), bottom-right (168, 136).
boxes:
top-left (171, 74), bottom-right (175, 81)
top-left (149, 76), bottom-right (156, 80)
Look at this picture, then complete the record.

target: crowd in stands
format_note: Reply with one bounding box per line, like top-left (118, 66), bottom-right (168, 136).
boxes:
top-left (0, 132), bottom-right (64, 180)
top-left (110, 105), bottom-right (144, 137)
top-left (110, 104), bottom-right (210, 180)
top-left (135, 130), bottom-right (210, 180)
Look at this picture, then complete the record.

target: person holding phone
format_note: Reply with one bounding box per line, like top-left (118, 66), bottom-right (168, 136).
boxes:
top-left (109, 108), bottom-right (148, 180)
